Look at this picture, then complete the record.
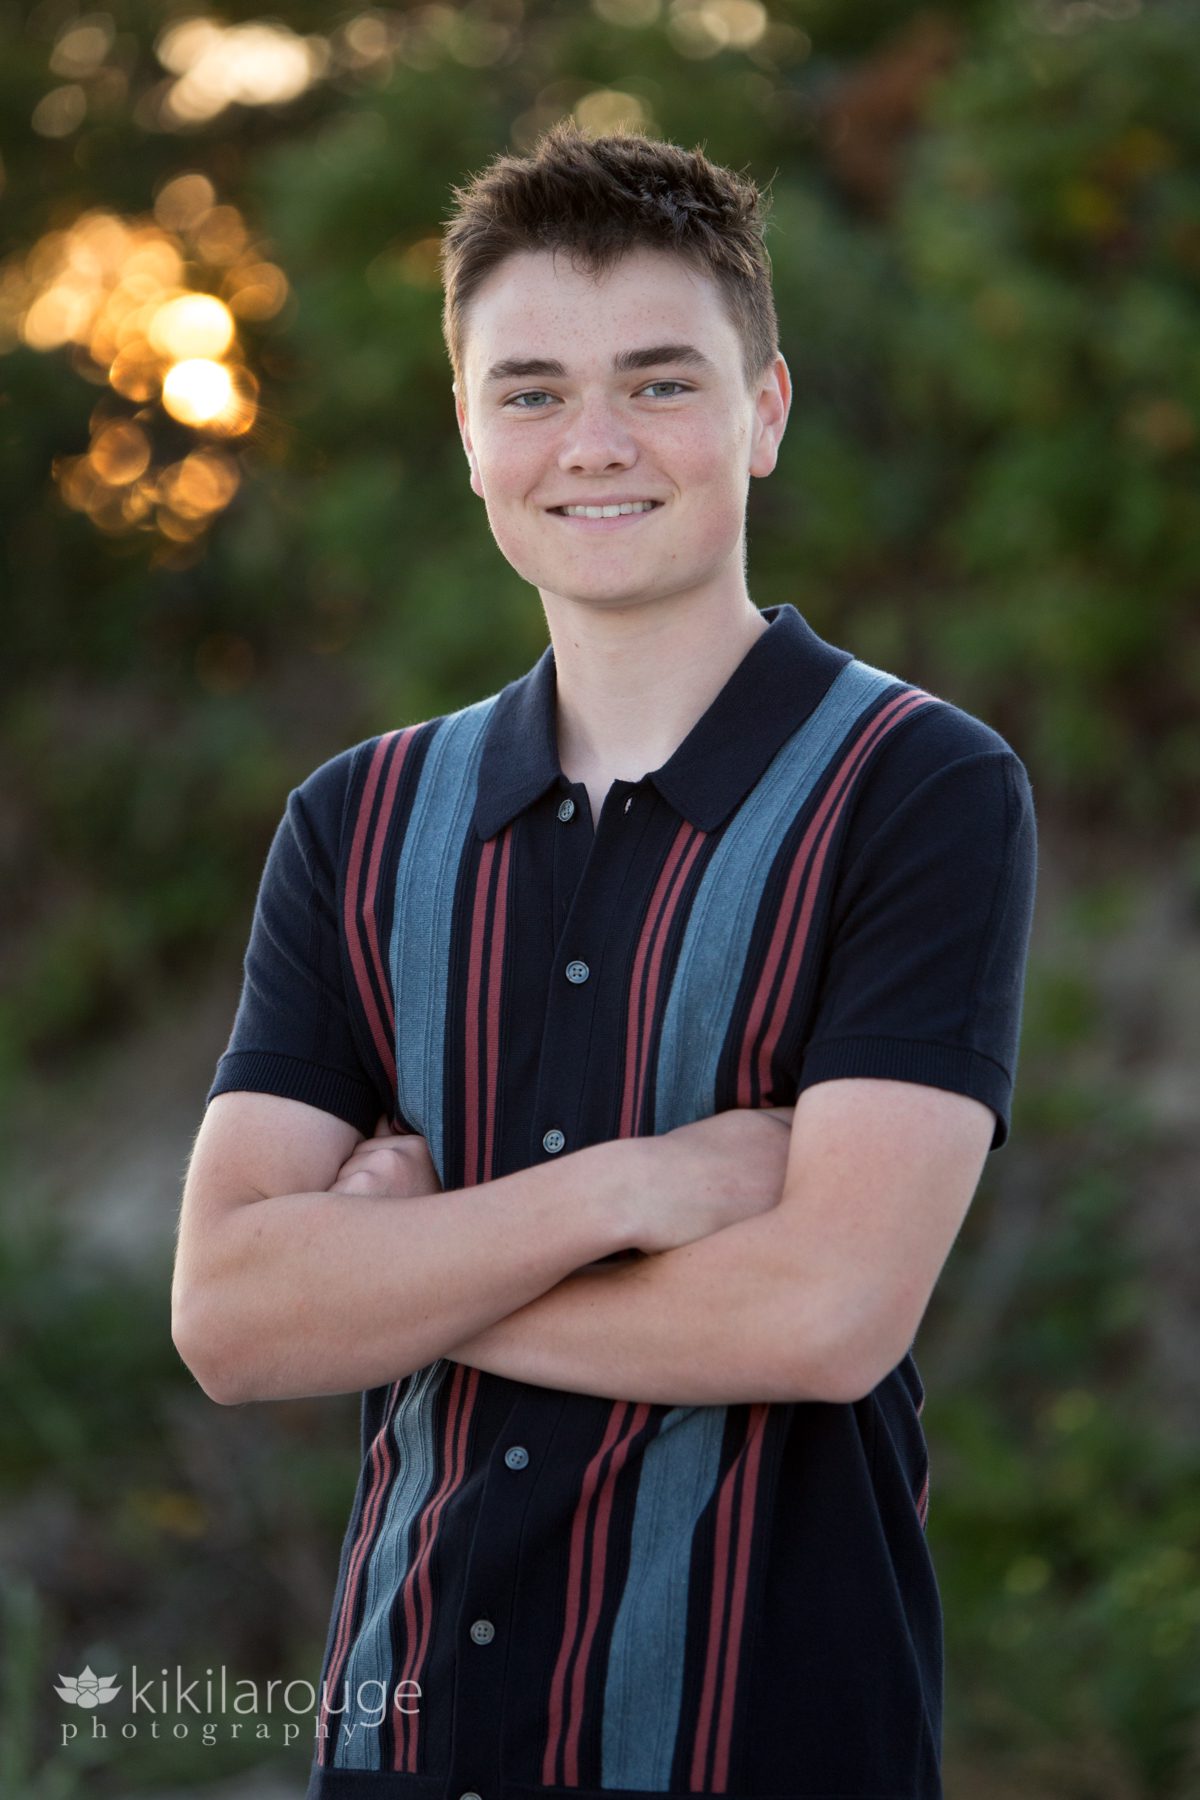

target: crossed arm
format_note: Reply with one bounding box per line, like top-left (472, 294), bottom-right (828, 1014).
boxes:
top-left (440, 1077), bottom-right (996, 1408)
top-left (175, 1076), bottom-right (994, 1408)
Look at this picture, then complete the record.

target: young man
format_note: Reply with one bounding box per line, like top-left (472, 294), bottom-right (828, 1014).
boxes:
top-left (174, 123), bottom-right (1037, 1799)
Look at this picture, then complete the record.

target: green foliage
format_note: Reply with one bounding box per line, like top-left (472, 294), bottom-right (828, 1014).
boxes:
top-left (932, 1386), bottom-right (1200, 1796)
top-left (0, 1180), bottom-right (358, 1791)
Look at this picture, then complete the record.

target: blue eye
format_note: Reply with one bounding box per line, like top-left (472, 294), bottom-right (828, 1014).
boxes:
top-left (504, 381), bottom-right (691, 409)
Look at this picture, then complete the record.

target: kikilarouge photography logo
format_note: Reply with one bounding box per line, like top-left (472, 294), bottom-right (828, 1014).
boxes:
top-left (55, 1666), bottom-right (122, 1708)
top-left (54, 1663), bottom-right (422, 1750)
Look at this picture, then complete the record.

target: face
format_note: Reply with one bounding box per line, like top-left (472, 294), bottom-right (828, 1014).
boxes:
top-left (454, 246), bottom-right (790, 618)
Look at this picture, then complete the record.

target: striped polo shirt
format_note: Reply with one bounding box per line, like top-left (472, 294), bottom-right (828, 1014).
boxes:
top-left (207, 601), bottom-right (1037, 1800)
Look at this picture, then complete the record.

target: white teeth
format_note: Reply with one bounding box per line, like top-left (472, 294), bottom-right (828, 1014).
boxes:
top-left (559, 501), bottom-right (657, 518)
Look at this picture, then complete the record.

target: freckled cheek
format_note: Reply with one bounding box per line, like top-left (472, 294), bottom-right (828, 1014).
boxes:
top-left (475, 434), bottom-right (531, 485)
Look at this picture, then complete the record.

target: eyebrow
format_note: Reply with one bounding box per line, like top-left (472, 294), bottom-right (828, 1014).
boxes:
top-left (483, 343), bottom-right (716, 384)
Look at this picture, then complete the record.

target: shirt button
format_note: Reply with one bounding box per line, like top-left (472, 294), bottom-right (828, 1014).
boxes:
top-left (459, 1793), bottom-right (483, 1800)
top-left (505, 1445), bottom-right (529, 1470)
top-left (542, 1128), bottom-right (565, 1154)
top-left (470, 1618), bottom-right (495, 1645)
top-left (624, 795), bottom-right (634, 813)
top-left (557, 797), bottom-right (576, 821)
top-left (565, 959), bottom-right (590, 984)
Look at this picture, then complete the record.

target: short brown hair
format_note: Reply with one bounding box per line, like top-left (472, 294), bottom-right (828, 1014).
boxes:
top-left (440, 119), bottom-right (779, 400)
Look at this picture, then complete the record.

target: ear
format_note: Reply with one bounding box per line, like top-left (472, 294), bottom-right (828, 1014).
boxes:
top-left (454, 381), bottom-right (484, 500)
top-left (749, 353), bottom-right (792, 481)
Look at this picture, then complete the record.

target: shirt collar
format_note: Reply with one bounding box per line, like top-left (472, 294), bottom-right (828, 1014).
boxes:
top-left (473, 602), bottom-right (854, 840)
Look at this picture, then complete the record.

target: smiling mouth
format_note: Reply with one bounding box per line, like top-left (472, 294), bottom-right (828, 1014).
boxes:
top-left (548, 501), bottom-right (664, 518)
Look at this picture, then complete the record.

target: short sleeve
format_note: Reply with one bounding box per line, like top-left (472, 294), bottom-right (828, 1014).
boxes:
top-left (206, 744), bottom-right (385, 1135)
top-left (797, 725), bottom-right (1038, 1152)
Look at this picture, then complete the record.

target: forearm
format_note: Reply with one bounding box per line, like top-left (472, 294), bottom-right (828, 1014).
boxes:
top-left (183, 1142), bottom-right (637, 1405)
top-left (443, 1203), bottom-right (844, 1406)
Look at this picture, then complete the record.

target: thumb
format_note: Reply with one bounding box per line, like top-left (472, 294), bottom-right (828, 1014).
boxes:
top-left (373, 1113), bottom-right (393, 1138)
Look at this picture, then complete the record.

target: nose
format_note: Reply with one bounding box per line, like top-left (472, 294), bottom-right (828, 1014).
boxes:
top-left (557, 394), bottom-right (638, 474)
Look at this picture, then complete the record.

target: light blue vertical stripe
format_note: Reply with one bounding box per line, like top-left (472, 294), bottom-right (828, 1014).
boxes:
top-left (388, 696), bottom-right (499, 1187)
top-left (334, 1362), bottom-right (451, 1768)
top-left (599, 658), bottom-right (900, 1789)
top-left (601, 1406), bottom-right (728, 1788)
top-left (330, 696), bottom-right (499, 1768)
top-left (653, 659), bottom-right (901, 1135)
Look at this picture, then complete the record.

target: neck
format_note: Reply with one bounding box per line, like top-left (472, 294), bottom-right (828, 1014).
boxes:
top-left (544, 588), bottom-right (771, 784)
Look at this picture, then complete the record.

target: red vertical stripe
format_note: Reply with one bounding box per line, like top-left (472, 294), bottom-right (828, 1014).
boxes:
top-left (315, 1379), bottom-right (405, 1764)
top-left (343, 729), bottom-right (419, 1105)
top-left (391, 1361), bottom-right (481, 1770)
top-left (738, 691), bottom-right (937, 1106)
top-left (708, 1404), bottom-right (766, 1800)
top-left (691, 1404), bottom-right (770, 1792)
top-left (462, 835), bottom-right (497, 1188)
top-left (462, 826), bottom-right (513, 1188)
top-left (542, 1402), bottom-right (652, 1786)
top-left (619, 821), bottom-right (707, 1139)
top-left (483, 830), bottom-right (512, 1183)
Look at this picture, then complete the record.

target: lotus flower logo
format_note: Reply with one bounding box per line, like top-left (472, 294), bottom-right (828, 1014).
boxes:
top-left (55, 1665), bottom-right (121, 1708)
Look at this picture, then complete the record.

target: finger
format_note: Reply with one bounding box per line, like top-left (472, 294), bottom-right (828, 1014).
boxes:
top-left (373, 1114), bottom-right (392, 1138)
top-left (332, 1166), bottom-right (375, 1193)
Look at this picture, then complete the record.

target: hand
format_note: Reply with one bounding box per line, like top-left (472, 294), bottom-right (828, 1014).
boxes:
top-left (329, 1115), bottom-right (443, 1200)
top-left (630, 1105), bottom-right (795, 1257)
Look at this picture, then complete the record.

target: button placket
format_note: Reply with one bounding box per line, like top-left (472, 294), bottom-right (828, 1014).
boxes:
top-left (535, 776), bottom-right (646, 1167)
top-left (444, 1394), bottom-right (565, 1800)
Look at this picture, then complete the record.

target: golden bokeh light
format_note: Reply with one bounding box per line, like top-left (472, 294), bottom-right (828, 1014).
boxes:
top-left (161, 358), bottom-right (235, 425)
top-left (50, 15), bottom-right (117, 78)
top-left (155, 17), bottom-right (327, 124)
top-left (31, 84), bottom-right (89, 138)
top-left (575, 89), bottom-right (651, 135)
top-left (159, 449), bottom-right (241, 518)
top-left (192, 205), bottom-right (250, 266)
top-left (106, 344), bottom-right (162, 401)
top-left (0, 178), bottom-right (290, 542)
top-left (153, 172), bottom-right (217, 233)
top-left (224, 261), bottom-right (290, 321)
top-left (90, 418), bottom-right (152, 485)
top-left (22, 284), bottom-right (93, 350)
top-left (667, 0), bottom-right (768, 56)
top-left (148, 292), bottom-right (236, 361)
top-left (162, 358), bottom-right (259, 436)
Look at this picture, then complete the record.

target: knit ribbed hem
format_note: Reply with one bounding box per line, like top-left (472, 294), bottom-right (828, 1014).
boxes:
top-left (307, 1771), bottom-right (935, 1800)
top-left (206, 1049), bottom-right (381, 1136)
top-left (797, 1034), bottom-right (1012, 1150)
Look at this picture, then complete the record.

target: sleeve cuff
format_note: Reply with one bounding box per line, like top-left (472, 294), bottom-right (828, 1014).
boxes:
top-left (206, 1050), bottom-right (383, 1137)
top-left (797, 1035), bottom-right (1013, 1150)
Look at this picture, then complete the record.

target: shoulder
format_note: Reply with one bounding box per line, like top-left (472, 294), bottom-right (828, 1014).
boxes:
top-left (864, 683), bottom-right (1031, 798)
top-left (878, 685), bottom-right (1026, 776)
top-left (292, 718), bottom-right (448, 823)
top-left (842, 682), bottom-right (1036, 861)
top-left (289, 735), bottom-right (381, 834)
top-left (288, 706), bottom-right (476, 861)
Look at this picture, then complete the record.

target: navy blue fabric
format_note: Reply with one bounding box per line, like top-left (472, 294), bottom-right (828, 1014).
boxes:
top-left (206, 604), bottom-right (1038, 1799)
